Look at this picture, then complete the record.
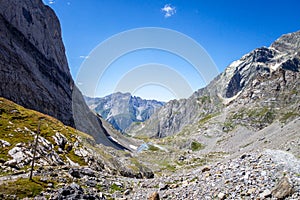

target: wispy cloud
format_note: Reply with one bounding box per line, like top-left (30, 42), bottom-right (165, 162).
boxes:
top-left (79, 55), bottom-right (89, 59)
top-left (49, 0), bottom-right (55, 4)
top-left (161, 4), bottom-right (176, 18)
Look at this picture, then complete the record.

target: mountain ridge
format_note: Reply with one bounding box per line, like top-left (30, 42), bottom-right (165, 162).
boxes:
top-left (84, 92), bottom-right (164, 132)
top-left (127, 30), bottom-right (300, 138)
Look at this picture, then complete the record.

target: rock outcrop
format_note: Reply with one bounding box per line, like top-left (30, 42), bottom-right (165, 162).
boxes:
top-left (0, 0), bottom-right (74, 126)
top-left (85, 92), bottom-right (164, 132)
top-left (0, 97), bottom-right (153, 180)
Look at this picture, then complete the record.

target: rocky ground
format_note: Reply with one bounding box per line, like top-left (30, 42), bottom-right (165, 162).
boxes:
top-left (1, 148), bottom-right (298, 200)
top-left (0, 96), bottom-right (299, 199)
top-left (126, 150), bottom-right (300, 199)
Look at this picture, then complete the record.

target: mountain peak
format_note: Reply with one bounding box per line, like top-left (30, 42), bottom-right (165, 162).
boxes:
top-left (85, 93), bottom-right (164, 132)
top-left (127, 30), bottom-right (300, 138)
top-left (271, 30), bottom-right (300, 54)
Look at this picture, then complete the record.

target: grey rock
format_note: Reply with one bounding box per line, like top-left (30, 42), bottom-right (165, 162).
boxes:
top-left (85, 92), bottom-right (164, 132)
top-left (123, 189), bottom-right (131, 196)
top-left (217, 192), bottom-right (226, 200)
top-left (271, 176), bottom-right (294, 199)
top-left (159, 183), bottom-right (168, 190)
top-left (68, 167), bottom-right (95, 178)
top-left (85, 179), bottom-right (97, 187)
top-left (148, 191), bottom-right (160, 200)
top-left (0, 139), bottom-right (11, 147)
top-left (260, 189), bottom-right (271, 199)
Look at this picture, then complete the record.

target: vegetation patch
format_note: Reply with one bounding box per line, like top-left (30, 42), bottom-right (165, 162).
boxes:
top-left (0, 97), bottom-right (93, 170)
top-left (197, 96), bottom-right (211, 104)
top-left (280, 112), bottom-right (299, 123)
top-left (223, 122), bottom-right (235, 132)
top-left (110, 183), bottom-right (123, 193)
top-left (148, 144), bottom-right (160, 151)
top-left (226, 106), bottom-right (276, 131)
top-left (190, 141), bottom-right (205, 151)
top-left (0, 178), bottom-right (47, 198)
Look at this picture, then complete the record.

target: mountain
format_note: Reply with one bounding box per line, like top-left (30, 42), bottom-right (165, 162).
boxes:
top-left (0, 0), bottom-right (299, 198)
top-left (119, 31), bottom-right (299, 198)
top-left (0, 0), bottom-right (135, 150)
top-left (84, 92), bottom-right (164, 132)
top-left (127, 30), bottom-right (300, 139)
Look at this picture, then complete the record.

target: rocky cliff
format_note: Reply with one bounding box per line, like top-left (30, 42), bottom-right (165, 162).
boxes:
top-left (0, 0), bottom-right (74, 126)
top-left (85, 92), bottom-right (164, 132)
top-left (0, 0), bottom-right (133, 149)
top-left (128, 30), bottom-right (300, 138)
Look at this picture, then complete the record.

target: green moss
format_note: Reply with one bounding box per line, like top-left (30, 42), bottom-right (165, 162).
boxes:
top-left (173, 111), bottom-right (181, 115)
top-left (96, 184), bottom-right (103, 190)
top-left (0, 178), bottom-right (46, 198)
top-left (148, 144), bottom-right (160, 151)
top-left (66, 150), bottom-right (86, 166)
top-left (223, 121), bottom-right (235, 132)
top-left (198, 112), bottom-right (219, 126)
top-left (197, 96), bottom-right (211, 104)
top-left (280, 112), bottom-right (299, 123)
top-left (227, 106), bottom-right (276, 130)
top-left (110, 183), bottom-right (122, 193)
top-left (190, 141), bottom-right (204, 151)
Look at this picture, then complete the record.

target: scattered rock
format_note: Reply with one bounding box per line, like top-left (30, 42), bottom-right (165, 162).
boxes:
top-left (124, 189), bottom-right (131, 196)
top-left (85, 179), bottom-right (97, 187)
top-left (201, 166), bottom-right (211, 172)
top-left (148, 191), bottom-right (159, 200)
top-left (247, 188), bottom-right (256, 195)
top-left (271, 176), bottom-right (294, 199)
top-left (260, 189), bottom-right (271, 198)
top-left (159, 183), bottom-right (168, 191)
top-left (68, 167), bottom-right (95, 178)
top-left (217, 192), bottom-right (226, 200)
top-left (0, 139), bottom-right (11, 147)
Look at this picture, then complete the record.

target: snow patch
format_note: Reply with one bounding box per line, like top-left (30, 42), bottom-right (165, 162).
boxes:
top-left (129, 145), bottom-right (137, 150)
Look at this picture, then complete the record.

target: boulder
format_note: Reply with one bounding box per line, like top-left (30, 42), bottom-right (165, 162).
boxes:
top-left (271, 176), bottom-right (294, 199)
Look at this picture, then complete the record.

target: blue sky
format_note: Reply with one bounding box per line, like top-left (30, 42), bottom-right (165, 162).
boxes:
top-left (43, 0), bottom-right (300, 101)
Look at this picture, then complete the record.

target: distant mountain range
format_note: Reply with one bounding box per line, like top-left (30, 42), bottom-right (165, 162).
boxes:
top-left (84, 92), bottom-right (164, 132)
top-left (127, 30), bottom-right (300, 140)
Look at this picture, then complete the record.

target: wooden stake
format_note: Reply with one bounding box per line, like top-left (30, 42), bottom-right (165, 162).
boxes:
top-left (29, 121), bottom-right (41, 180)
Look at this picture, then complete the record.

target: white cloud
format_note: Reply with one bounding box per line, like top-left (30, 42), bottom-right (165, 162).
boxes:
top-left (161, 4), bottom-right (176, 18)
top-left (79, 55), bottom-right (89, 59)
top-left (49, 0), bottom-right (55, 4)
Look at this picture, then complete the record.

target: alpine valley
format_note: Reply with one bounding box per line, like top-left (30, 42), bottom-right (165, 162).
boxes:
top-left (0, 0), bottom-right (299, 199)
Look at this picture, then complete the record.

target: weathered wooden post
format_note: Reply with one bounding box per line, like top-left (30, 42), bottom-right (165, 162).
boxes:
top-left (29, 120), bottom-right (41, 180)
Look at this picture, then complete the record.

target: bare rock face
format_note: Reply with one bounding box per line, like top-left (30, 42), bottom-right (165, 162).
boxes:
top-left (0, 0), bottom-right (73, 126)
top-left (0, 0), bottom-right (131, 149)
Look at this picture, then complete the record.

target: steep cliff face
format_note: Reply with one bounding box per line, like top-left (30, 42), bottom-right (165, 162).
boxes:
top-left (0, 0), bottom-right (73, 126)
top-left (128, 30), bottom-right (300, 138)
top-left (0, 0), bottom-right (133, 149)
top-left (85, 92), bottom-right (164, 132)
